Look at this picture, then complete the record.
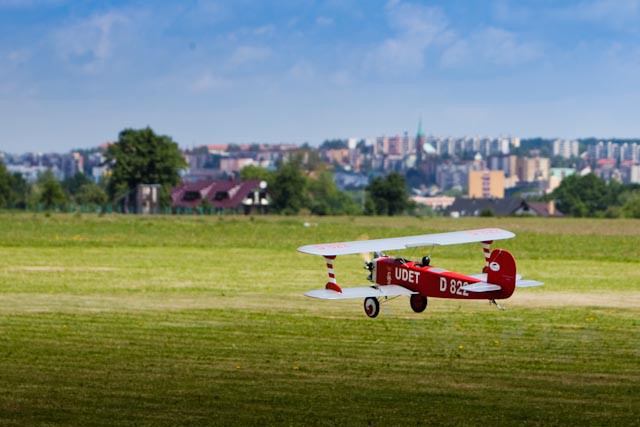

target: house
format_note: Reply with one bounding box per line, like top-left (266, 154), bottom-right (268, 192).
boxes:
top-left (171, 179), bottom-right (268, 214)
top-left (521, 201), bottom-right (563, 217)
top-left (448, 198), bottom-right (562, 217)
top-left (412, 196), bottom-right (455, 211)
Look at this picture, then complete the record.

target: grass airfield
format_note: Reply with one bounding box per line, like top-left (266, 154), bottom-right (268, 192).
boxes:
top-left (0, 213), bottom-right (638, 426)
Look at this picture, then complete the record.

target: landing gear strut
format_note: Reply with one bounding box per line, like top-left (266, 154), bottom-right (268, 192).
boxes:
top-left (490, 299), bottom-right (505, 311)
top-left (364, 297), bottom-right (380, 318)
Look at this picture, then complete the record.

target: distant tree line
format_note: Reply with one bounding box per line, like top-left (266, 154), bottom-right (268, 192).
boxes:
top-left (550, 173), bottom-right (640, 218)
top-left (319, 139), bottom-right (349, 150)
top-left (240, 159), bottom-right (413, 216)
top-left (8, 127), bottom-right (640, 218)
top-left (1, 127), bottom-right (415, 216)
top-left (0, 162), bottom-right (108, 212)
top-left (0, 127), bottom-right (184, 213)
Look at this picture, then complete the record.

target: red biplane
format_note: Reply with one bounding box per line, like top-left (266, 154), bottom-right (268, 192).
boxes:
top-left (298, 228), bottom-right (542, 318)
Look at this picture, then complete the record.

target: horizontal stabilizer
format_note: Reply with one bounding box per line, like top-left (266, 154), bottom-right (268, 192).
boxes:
top-left (304, 285), bottom-right (416, 300)
top-left (468, 273), bottom-right (522, 281)
top-left (516, 280), bottom-right (544, 288)
top-left (460, 282), bottom-right (502, 292)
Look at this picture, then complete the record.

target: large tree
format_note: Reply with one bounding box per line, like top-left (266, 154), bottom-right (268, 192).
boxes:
top-left (104, 127), bottom-right (186, 211)
top-left (36, 169), bottom-right (67, 210)
top-left (623, 192), bottom-right (640, 218)
top-left (307, 167), bottom-right (360, 215)
top-left (365, 172), bottom-right (413, 216)
top-left (551, 173), bottom-right (612, 217)
top-left (9, 172), bottom-right (29, 209)
top-left (270, 159), bottom-right (308, 215)
top-left (62, 172), bottom-right (92, 197)
top-left (62, 172), bottom-right (107, 208)
top-left (0, 162), bottom-right (29, 209)
top-left (0, 161), bottom-right (13, 208)
top-left (240, 165), bottom-right (274, 184)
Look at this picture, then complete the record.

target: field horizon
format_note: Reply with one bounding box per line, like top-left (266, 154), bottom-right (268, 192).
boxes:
top-left (0, 213), bottom-right (638, 426)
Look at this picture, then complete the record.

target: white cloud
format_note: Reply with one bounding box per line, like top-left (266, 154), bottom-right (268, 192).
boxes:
top-left (365, 0), bottom-right (450, 73)
top-left (492, 0), bottom-right (534, 23)
top-left (195, 0), bottom-right (224, 16)
top-left (575, 0), bottom-right (640, 22)
top-left (53, 11), bottom-right (130, 73)
top-left (331, 70), bottom-right (351, 87)
top-left (439, 39), bottom-right (469, 68)
top-left (0, 0), bottom-right (67, 8)
top-left (189, 71), bottom-right (231, 93)
top-left (553, 0), bottom-right (640, 30)
top-left (288, 61), bottom-right (315, 81)
top-left (6, 49), bottom-right (31, 64)
top-left (385, 0), bottom-right (448, 39)
top-left (316, 16), bottom-right (334, 26)
top-left (365, 1), bottom-right (543, 75)
top-left (441, 27), bottom-right (542, 68)
top-left (228, 45), bottom-right (271, 67)
top-left (253, 25), bottom-right (275, 37)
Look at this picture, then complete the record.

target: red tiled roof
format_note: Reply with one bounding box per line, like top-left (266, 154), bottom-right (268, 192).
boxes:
top-left (171, 179), bottom-right (263, 209)
top-left (596, 158), bottom-right (617, 167)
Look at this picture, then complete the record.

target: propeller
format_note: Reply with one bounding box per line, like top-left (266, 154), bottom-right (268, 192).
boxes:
top-left (362, 253), bottom-right (374, 282)
top-left (361, 252), bottom-right (373, 273)
top-left (356, 234), bottom-right (374, 273)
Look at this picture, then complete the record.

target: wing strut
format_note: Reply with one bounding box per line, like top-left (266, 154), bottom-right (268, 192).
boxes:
top-left (324, 256), bottom-right (343, 293)
top-left (481, 240), bottom-right (493, 273)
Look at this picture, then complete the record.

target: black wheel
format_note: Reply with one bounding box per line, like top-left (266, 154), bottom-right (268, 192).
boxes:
top-left (410, 295), bottom-right (428, 313)
top-left (364, 297), bottom-right (380, 318)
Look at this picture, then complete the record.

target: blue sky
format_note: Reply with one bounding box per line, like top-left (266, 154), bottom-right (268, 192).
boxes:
top-left (1, 0), bottom-right (640, 152)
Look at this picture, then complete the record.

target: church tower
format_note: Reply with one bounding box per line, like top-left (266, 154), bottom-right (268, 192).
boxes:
top-left (416, 118), bottom-right (425, 165)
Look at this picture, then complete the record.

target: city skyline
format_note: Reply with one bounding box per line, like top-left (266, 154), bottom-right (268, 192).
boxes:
top-left (2, 0), bottom-right (640, 153)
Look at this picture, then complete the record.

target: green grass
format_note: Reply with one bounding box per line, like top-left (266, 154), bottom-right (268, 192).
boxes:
top-left (0, 213), bottom-right (638, 426)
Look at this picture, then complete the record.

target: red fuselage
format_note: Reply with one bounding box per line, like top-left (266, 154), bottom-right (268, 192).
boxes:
top-left (374, 257), bottom-right (514, 300)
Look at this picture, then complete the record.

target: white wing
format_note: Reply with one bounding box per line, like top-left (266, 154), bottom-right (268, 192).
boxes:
top-left (304, 285), bottom-right (416, 300)
top-left (298, 228), bottom-right (515, 256)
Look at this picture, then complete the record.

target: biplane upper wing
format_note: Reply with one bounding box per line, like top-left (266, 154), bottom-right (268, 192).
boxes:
top-left (305, 285), bottom-right (417, 300)
top-left (298, 228), bottom-right (515, 256)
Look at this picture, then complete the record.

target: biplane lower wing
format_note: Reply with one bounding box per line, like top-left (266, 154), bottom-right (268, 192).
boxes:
top-left (305, 285), bottom-right (417, 300)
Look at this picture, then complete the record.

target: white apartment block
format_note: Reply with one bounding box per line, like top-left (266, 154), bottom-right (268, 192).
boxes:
top-left (427, 136), bottom-right (516, 158)
top-left (620, 143), bottom-right (640, 162)
top-left (588, 141), bottom-right (640, 163)
top-left (630, 165), bottom-right (640, 184)
top-left (552, 139), bottom-right (579, 158)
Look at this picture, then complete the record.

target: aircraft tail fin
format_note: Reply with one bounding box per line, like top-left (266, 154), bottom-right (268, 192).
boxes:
top-left (486, 249), bottom-right (517, 298)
